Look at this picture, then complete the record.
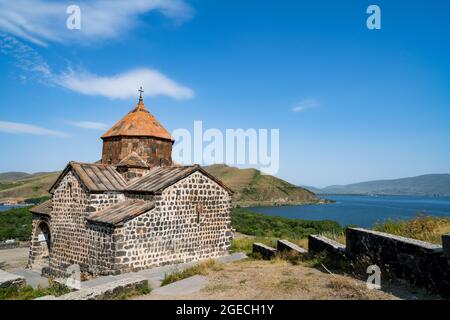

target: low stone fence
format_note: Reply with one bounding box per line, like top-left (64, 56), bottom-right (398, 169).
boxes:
top-left (277, 240), bottom-right (307, 254)
top-left (252, 243), bottom-right (277, 260)
top-left (346, 228), bottom-right (450, 295)
top-left (252, 240), bottom-right (307, 259)
top-left (308, 228), bottom-right (450, 297)
top-left (308, 235), bottom-right (346, 260)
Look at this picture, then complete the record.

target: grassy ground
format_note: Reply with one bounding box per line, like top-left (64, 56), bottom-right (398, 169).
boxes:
top-left (135, 258), bottom-right (437, 300)
top-left (0, 280), bottom-right (71, 300)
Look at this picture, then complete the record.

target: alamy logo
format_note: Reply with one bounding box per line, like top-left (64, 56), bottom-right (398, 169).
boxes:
top-left (366, 264), bottom-right (381, 290)
top-left (173, 121), bottom-right (280, 175)
top-left (367, 5), bottom-right (381, 30)
top-left (66, 5), bottom-right (81, 30)
top-left (65, 264), bottom-right (81, 290)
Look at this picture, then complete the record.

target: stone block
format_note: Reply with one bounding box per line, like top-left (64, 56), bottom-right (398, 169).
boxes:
top-left (308, 234), bottom-right (345, 256)
top-left (442, 234), bottom-right (450, 259)
top-left (277, 239), bottom-right (307, 254)
top-left (0, 270), bottom-right (26, 288)
top-left (345, 227), bottom-right (450, 296)
top-left (51, 275), bottom-right (148, 300)
top-left (252, 243), bottom-right (276, 260)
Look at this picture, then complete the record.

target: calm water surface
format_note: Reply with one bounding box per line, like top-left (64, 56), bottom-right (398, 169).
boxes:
top-left (247, 195), bottom-right (450, 228)
top-left (0, 204), bottom-right (30, 211)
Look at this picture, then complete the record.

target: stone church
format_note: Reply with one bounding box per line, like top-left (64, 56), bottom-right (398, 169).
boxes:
top-left (28, 91), bottom-right (233, 277)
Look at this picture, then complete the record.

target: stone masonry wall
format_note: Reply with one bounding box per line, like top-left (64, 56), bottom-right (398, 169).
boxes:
top-left (112, 171), bottom-right (232, 272)
top-left (31, 171), bottom-right (121, 277)
top-left (102, 136), bottom-right (173, 168)
top-left (28, 214), bottom-right (51, 270)
top-left (346, 227), bottom-right (450, 295)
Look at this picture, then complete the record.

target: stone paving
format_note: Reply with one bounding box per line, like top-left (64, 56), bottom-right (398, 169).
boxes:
top-left (151, 275), bottom-right (207, 296)
top-left (82, 252), bottom-right (247, 290)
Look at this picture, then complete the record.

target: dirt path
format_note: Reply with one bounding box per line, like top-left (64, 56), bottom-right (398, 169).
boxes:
top-left (134, 259), bottom-right (436, 300)
top-left (0, 247), bottom-right (29, 271)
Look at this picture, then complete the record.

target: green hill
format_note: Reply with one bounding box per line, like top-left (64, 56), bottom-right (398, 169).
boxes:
top-left (0, 172), bottom-right (30, 182)
top-left (204, 164), bottom-right (319, 206)
top-left (0, 172), bottom-right (60, 202)
top-left (0, 164), bottom-right (318, 206)
top-left (318, 174), bottom-right (450, 196)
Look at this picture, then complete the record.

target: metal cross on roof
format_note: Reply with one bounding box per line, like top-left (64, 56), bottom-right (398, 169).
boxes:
top-left (138, 86), bottom-right (144, 98)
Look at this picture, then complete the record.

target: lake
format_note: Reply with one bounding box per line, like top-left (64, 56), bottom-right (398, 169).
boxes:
top-left (0, 204), bottom-right (31, 212)
top-left (247, 195), bottom-right (450, 228)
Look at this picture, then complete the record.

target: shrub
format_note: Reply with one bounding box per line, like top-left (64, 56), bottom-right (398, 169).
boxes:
top-left (0, 207), bottom-right (32, 241)
top-left (231, 208), bottom-right (342, 239)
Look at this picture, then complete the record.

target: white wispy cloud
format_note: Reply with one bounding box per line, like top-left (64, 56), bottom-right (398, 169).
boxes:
top-left (0, 34), bottom-right (194, 100)
top-left (0, 121), bottom-right (69, 137)
top-left (292, 98), bottom-right (321, 112)
top-left (67, 121), bottom-right (109, 130)
top-left (0, 33), bottom-right (52, 83)
top-left (0, 0), bottom-right (193, 46)
top-left (58, 68), bottom-right (194, 100)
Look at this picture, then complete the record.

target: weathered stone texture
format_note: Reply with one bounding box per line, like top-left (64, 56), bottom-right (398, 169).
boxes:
top-left (0, 270), bottom-right (25, 288)
top-left (29, 171), bottom-right (118, 276)
top-left (28, 169), bottom-right (232, 277)
top-left (443, 234), bottom-right (450, 259)
top-left (114, 171), bottom-right (232, 272)
top-left (346, 228), bottom-right (450, 296)
top-left (277, 239), bottom-right (307, 254)
top-left (308, 234), bottom-right (346, 257)
top-left (102, 136), bottom-right (173, 168)
top-left (252, 243), bottom-right (277, 260)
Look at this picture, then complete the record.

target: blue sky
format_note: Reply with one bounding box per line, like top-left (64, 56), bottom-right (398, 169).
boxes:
top-left (0, 0), bottom-right (449, 187)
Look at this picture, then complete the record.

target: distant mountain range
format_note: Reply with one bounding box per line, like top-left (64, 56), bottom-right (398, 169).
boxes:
top-left (306, 174), bottom-right (450, 196)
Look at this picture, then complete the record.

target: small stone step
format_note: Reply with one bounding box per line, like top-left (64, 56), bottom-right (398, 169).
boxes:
top-left (277, 239), bottom-right (307, 254)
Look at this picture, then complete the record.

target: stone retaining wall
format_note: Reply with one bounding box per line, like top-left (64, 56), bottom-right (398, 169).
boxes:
top-left (307, 229), bottom-right (450, 296)
top-left (277, 239), bottom-right (307, 254)
top-left (252, 243), bottom-right (277, 260)
top-left (346, 228), bottom-right (450, 296)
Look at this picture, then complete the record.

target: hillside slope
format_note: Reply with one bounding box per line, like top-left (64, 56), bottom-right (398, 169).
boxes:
top-left (0, 164), bottom-right (318, 206)
top-left (319, 174), bottom-right (450, 196)
top-left (0, 172), bottom-right (59, 202)
top-left (0, 172), bottom-right (30, 182)
top-left (204, 164), bottom-right (319, 206)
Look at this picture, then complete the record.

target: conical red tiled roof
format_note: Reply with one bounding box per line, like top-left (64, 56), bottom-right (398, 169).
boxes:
top-left (101, 97), bottom-right (173, 141)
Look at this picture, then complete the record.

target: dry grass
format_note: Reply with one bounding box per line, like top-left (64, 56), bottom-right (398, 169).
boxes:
top-left (374, 215), bottom-right (450, 244)
top-left (135, 259), bottom-right (436, 300)
top-left (161, 260), bottom-right (223, 286)
top-left (326, 277), bottom-right (374, 300)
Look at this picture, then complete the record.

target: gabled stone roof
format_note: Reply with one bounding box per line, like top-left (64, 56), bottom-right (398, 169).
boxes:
top-left (49, 161), bottom-right (128, 193)
top-left (101, 97), bottom-right (173, 141)
top-left (126, 165), bottom-right (233, 195)
top-left (50, 162), bottom-right (232, 195)
top-left (30, 199), bottom-right (52, 216)
top-left (86, 200), bottom-right (155, 227)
